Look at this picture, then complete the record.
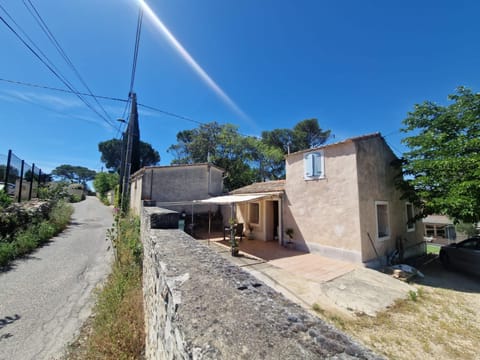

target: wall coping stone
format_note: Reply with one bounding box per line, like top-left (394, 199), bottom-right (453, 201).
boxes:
top-left (142, 207), bottom-right (383, 360)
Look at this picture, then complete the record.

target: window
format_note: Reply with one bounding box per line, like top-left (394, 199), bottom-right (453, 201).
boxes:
top-left (405, 202), bottom-right (415, 232)
top-left (304, 151), bottom-right (325, 180)
top-left (375, 201), bottom-right (390, 240)
top-left (249, 203), bottom-right (259, 224)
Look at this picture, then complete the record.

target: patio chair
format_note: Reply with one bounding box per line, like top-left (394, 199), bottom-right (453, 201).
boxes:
top-left (223, 223), bottom-right (244, 242)
top-left (235, 223), bottom-right (244, 242)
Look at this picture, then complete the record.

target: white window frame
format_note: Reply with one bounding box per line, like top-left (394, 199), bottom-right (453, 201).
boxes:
top-left (304, 151), bottom-right (325, 180)
top-left (375, 201), bottom-right (390, 241)
top-left (405, 202), bottom-right (415, 232)
top-left (249, 202), bottom-right (260, 225)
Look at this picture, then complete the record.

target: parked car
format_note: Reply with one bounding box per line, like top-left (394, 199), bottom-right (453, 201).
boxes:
top-left (440, 237), bottom-right (480, 276)
top-left (0, 182), bottom-right (15, 196)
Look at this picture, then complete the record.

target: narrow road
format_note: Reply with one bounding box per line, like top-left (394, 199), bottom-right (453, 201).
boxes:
top-left (0, 196), bottom-right (113, 360)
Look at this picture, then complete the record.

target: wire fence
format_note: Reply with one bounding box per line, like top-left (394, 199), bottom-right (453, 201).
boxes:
top-left (0, 150), bottom-right (46, 202)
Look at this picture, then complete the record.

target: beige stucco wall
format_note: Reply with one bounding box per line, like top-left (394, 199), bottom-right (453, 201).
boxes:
top-left (355, 137), bottom-right (424, 263)
top-left (129, 164), bottom-right (224, 216)
top-left (130, 176), bottom-right (143, 215)
top-left (284, 142), bottom-right (363, 262)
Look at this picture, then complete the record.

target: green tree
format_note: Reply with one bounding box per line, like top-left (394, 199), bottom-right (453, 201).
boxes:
top-left (292, 118), bottom-right (331, 150)
top-left (399, 87), bottom-right (480, 223)
top-left (261, 119), bottom-right (331, 177)
top-left (168, 122), bottom-right (265, 190)
top-left (52, 165), bottom-right (96, 185)
top-left (93, 172), bottom-right (119, 196)
top-left (98, 139), bottom-right (160, 173)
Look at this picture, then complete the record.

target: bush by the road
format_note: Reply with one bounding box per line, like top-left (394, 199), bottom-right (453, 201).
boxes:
top-left (0, 200), bottom-right (73, 267)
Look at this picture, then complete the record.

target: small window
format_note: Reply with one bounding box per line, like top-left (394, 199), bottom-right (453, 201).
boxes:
top-left (304, 151), bottom-right (324, 180)
top-left (249, 203), bottom-right (259, 224)
top-left (405, 203), bottom-right (415, 232)
top-left (375, 201), bottom-right (390, 240)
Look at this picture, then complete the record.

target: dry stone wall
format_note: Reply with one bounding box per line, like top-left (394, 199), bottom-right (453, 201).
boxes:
top-left (141, 207), bottom-right (382, 360)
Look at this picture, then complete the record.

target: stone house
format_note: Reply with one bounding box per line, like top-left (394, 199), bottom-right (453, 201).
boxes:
top-left (129, 163), bottom-right (225, 216)
top-left (230, 133), bottom-right (424, 266)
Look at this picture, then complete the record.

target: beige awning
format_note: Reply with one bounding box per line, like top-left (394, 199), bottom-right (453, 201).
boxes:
top-left (199, 193), bottom-right (279, 204)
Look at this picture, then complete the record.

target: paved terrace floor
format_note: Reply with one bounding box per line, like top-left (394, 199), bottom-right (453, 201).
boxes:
top-left (198, 234), bottom-right (358, 283)
top-left (197, 234), bottom-right (415, 317)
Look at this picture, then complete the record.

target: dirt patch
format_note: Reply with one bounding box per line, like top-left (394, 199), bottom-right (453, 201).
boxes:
top-left (314, 258), bottom-right (480, 360)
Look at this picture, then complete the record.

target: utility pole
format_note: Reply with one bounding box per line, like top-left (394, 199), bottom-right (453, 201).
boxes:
top-left (120, 92), bottom-right (140, 212)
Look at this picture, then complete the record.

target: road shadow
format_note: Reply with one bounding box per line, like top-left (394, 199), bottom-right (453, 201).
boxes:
top-left (413, 257), bottom-right (480, 294)
top-left (0, 314), bottom-right (21, 342)
top-left (0, 314), bottom-right (21, 330)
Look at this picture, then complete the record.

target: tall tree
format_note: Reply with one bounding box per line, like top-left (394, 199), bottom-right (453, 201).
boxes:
top-left (399, 87), bottom-right (480, 223)
top-left (52, 165), bottom-right (96, 184)
top-left (292, 118), bottom-right (331, 150)
top-left (98, 139), bottom-right (160, 173)
top-left (261, 118), bottom-right (331, 177)
top-left (168, 122), bottom-right (267, 189)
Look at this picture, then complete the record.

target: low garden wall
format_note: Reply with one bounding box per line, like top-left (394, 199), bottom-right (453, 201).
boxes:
top-left (141, 207), bottom-right (382, 360)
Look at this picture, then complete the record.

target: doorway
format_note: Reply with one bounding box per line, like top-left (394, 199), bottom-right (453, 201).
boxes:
top-left (265, 200), bottom-right (279, 241)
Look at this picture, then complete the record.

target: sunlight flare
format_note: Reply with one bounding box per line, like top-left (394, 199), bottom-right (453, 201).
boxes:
top-left (138, 0), bottom-right (251, 123)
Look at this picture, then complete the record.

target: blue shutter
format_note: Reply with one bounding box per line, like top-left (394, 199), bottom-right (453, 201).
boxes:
top-left (304, 154), bottom-right (314, 177)
top-left (304, 152), bottom-right (324, 179)
top-left (313, 153), bottom-right (322, 176)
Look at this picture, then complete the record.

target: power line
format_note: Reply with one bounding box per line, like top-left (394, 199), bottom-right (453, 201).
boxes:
top-left (0, 5), bottom-right (116, 129)
top-left (1, 77), bottom-right (207, 126)
top-left (129, 8), bottom-right (143, 94)
top-left (137, 103), bottom-right (204, 125)
top-left (23, 0), bottom-right (114, 124)
top-left (0, 77), bottom-right (128, 102)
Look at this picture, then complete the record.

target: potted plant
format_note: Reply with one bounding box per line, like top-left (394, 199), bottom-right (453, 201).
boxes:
top-left (247, 223), bottom-right (254, 240)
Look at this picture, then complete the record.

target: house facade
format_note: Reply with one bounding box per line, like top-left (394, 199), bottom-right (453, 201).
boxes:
top-left (232, 133), bottom-right (424, 266)
top-left (129, 163), bottom-right (224, 215)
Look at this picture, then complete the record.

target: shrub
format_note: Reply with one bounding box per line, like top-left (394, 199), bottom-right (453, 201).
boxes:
top-left (69, 194), bottom-right (83, 203)
top-left (37, 222), bottom-right (56, 243)
top-left (0, 200), bottom-right (73, 267)
top-left (0, 191), bottom-right (12, 208)
top-left (38, 182), bottom-right (70, 201)
top-left (49, 201), bottom-right (73, 231)
top-left (14, 230), bottom-right (38, 257)
top-left (0, 242), bottom-right (14, 267)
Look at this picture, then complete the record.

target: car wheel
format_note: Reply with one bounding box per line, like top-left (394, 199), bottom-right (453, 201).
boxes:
top-left (439, 251), bottom-right (450, 269)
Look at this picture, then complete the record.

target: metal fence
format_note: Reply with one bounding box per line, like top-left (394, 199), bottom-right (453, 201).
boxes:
top-left (0, 150), bottom-right (45, 202)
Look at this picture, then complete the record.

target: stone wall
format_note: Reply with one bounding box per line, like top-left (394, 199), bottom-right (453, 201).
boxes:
top-left (0, 200), bottom-right (51, 240)
top-left (141, 207), bottom-right (382, 360)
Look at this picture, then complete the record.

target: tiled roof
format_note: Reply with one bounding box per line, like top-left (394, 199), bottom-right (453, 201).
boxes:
top-left (230, 180), bottom-right (285, 194)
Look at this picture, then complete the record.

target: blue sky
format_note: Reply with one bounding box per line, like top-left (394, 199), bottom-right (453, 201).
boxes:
top-left (1, 0), bottom-right (479, 175)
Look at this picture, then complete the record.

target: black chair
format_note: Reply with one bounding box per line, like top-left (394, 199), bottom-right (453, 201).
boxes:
top-left (223, 223), bottom-right (244, 242)
top-left (235, 223), bottom-right (244, 242)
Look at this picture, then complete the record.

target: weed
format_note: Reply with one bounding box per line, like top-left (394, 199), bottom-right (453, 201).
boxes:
top-left (81, 214), bottom-right (145, 359)
top-left (408, 290), bottom-right (418, 302)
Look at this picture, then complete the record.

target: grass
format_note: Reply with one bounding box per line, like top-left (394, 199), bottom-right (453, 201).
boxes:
top-left (0, 200), bottom-right (73, 267)
top-left (426, 243), bottom-right (441, 255)
top-left (70, 215), bottom-right (145, 359)
top-left (312, 285), bottom-right (480, 360)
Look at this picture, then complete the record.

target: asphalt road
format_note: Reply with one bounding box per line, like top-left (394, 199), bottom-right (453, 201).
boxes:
top-left (0, 196), bottom-right (113, 360)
